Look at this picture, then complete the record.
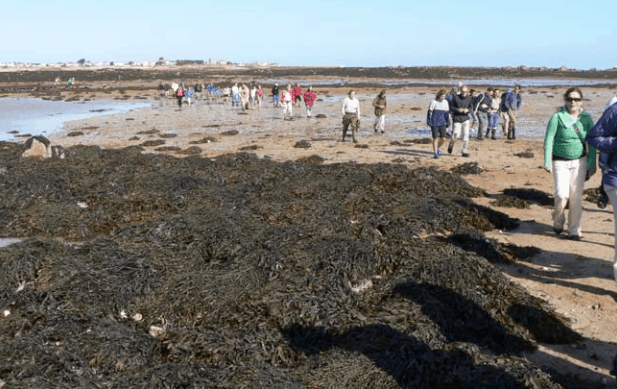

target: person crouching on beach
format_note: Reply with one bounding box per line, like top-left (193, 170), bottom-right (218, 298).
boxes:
top-left (543, 87), bottom-right (595, 241)
top-left (303, 86), bottom-right (317, 117)
top-left (427, 89), bottom-right (450, 159)
top-left (282, 85), bottom-right (294, 120)
top-left (448, 85), bottom-right (474, 157)
top-left (341, 90), bottom-right (361, 143)
top-left (372, 89), bottom-right (387, 133)
top-left (587, 96), bottom-right (617, 284)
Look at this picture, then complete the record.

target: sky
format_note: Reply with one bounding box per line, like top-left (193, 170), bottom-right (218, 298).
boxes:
top-left (2, 0), bottom-right (615, 69)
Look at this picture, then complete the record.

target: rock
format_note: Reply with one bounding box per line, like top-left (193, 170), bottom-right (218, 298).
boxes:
top-left (22, 136), bottom-right (51, 158)
top-left (315, 114), bottom-right (327, 119)
top-left (149, 325), bottom-right (165, 338)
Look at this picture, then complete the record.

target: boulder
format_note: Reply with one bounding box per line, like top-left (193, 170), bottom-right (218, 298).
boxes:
top-left (22, 136), bottom-right (51, 158)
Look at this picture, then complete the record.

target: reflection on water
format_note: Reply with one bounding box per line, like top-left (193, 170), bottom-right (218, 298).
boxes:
top-left (0, 98), bottom-right (151, 141)
top-left (0, 238), bottom-right (21, 248)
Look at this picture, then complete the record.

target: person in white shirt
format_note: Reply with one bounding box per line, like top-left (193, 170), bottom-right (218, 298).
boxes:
top-left (341, 90), bottom-right (361, 143)
top-left (282, 84), bottom-right (294, 120)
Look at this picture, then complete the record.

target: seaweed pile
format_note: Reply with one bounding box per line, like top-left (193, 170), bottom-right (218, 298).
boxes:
top-left (0, 143), bottom-right (585, 388)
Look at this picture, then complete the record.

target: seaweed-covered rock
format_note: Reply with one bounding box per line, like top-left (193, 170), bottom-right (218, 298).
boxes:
top-left (0, 144), bottom-right (580, 388)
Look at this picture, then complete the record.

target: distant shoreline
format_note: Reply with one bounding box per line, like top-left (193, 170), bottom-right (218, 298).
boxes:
top-left (1, 65), bottom-right (617, 85)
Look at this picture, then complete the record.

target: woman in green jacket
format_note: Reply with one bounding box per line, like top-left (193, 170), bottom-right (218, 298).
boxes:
top-left (543, 87), bottom-right (596, 240)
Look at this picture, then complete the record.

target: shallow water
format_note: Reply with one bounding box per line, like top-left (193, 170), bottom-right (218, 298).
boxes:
top-left (0, 98), bottom-right (151, 141)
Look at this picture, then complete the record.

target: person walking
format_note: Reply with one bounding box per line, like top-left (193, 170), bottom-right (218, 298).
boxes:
top-left (372, 89), bottom-right (387, 134)
top-left (503, 85), bottom-right (522, 140)
top-left (474, 88), bottom-right (492, 140)
top-left (543, 87), bottom-right (596, 240)
top-left (448, 85), bottom-right (474, 157)
top-left (303, 86), bottom-right (317, 117)
top-left (427, 89), bottom-right (450, 159)
top-left (282, 84), bottom-right (294, 120)
top-left (587, 97), bottom-right (617, 283)
top-left (240, 84), bottom-right (250, 111)
top-left (185, 87), bottom-right (194, 106)
top-left (293, 83), bottom-right (302, 105)
top-left (256, 85), bottom-right (263, 109)
top-left (272, 84), bottom-right (280, 107)
top-left (487, 88), bottom-right (501, 139)
top-left (231, 83), bottom-right (240, 107)
top-left (341, 90), bottom-right (361, 143)
top-left (176, 85), bottom-right (185, 108)
top-left (250, 85), bottom-right (257, 107)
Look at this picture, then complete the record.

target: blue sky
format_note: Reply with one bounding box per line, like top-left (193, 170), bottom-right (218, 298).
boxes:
top-left (2, 0), bottom-right (615, 69)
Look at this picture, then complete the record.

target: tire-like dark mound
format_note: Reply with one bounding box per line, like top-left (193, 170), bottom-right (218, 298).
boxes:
top-left (503, 187), bottom-right (554, 207)
top-left (0, 145), bottom-right (582, 388)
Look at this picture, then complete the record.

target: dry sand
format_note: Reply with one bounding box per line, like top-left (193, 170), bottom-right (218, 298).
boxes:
top-left (8, 78), bottom-right (617, 386)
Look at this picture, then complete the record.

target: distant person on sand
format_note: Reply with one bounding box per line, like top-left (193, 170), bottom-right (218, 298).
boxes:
top-left (427, 89), bottom-right (450, 159)
top-left (303, 86), bottom-right (317, 118)
top-left (176, 85), bottom-right (184, 108)
top-left (448, 85), bottom-right (474, 157)
top-left (341, 90), bottom-right (361, 143)
top-left (543, 87), bottom-right (595, 241)
top-left (272, 84), bottom-right (280, 107)
top-left (185, 86), bottom-right (194, 106)
top-left (231, 83), bottom-right (240, 107)
top-left (487, 88), bottom-right (501, 139)
top-left (250, 85), bottom-right (257, 107)
top-left (240, 84), bottom-right (250, 110)
top-left (587, 96), bottom-right (617, 283)
top-left (293, 83), bottom-right (302, 105)
top-left (282, 84), bottom-right (294, 120)
top-left (372, 89), bottom-right (387, 133)
top-left (503, 85), bottom-right (522, 140)
top-left (256, 85), bottom-right (263, 109)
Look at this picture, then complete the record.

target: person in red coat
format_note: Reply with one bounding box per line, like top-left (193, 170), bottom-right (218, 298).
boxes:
top-left (292, 83), bottom-right (303, 105)
top-left (303, 86), bottom-right (317, 117)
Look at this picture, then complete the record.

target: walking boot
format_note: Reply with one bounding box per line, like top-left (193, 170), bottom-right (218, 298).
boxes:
top-left (491, 129), bottom-right (496, 140)
top-left (511, 127), bottom-right (516, 140)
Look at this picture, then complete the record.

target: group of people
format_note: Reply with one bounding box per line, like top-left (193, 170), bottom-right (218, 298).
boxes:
top-left (271, 83), bottom-right (317, 120)
top-left (426, 84), bottom-right (522, 158)
top-left (230, 83), bottom-right (264, 110)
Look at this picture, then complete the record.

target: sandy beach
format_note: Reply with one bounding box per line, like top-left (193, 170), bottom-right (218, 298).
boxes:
top-left (3, 67), bottom-right (617, 387)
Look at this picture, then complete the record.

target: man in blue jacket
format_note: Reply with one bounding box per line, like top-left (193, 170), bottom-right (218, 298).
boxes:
top-left (587, 98), bottom-right (617, 285)
top-left (503, 85), bottom-right (522, 140)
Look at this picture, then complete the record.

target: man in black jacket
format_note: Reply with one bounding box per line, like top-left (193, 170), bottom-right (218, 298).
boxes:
top-left (272, 84), bottom-right (280, 107)
top-left (448, 86), bottom-right (474, 157)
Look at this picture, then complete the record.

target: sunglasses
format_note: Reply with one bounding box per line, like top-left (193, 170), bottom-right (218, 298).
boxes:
top-left (566, 97), bottom-right (582, 102)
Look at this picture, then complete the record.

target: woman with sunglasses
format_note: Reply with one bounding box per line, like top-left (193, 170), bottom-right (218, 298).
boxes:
top-left (543, 87), bottom-right (596, 240)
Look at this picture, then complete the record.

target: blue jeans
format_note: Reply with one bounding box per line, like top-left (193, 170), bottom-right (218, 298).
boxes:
top-left (488, 113), bottom-right (499, 129)
top-left (273, 95), bottom-right (280, 106)
top-left (477, 111), bottom-right (488, 139)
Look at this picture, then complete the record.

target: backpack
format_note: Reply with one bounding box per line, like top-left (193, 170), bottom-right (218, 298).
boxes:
top-left (500, 92), bottom-right (509, 111)
top-left (177, 88), bottom-right (184, 97)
